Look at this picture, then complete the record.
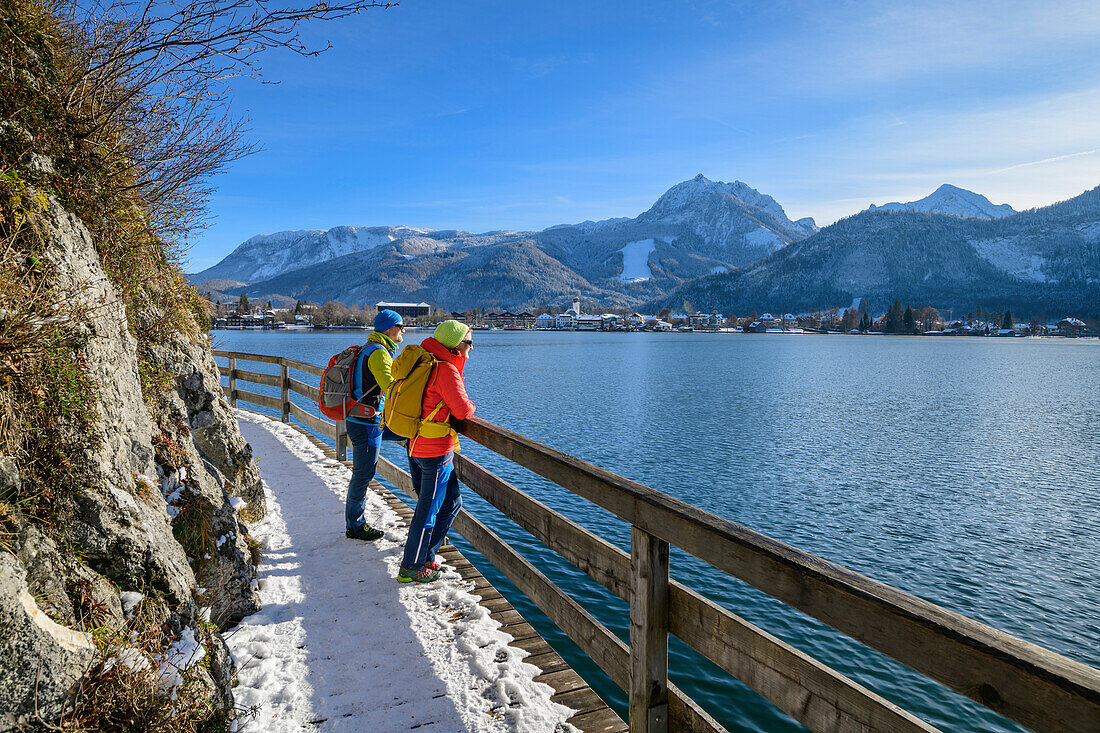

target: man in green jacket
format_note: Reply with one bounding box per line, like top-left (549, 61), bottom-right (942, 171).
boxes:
top-left (344, 309), bottom-right (404, 540)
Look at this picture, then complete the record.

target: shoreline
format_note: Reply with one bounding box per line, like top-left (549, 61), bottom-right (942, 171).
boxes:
top-left (209, 326), bottom-right (1097, 339)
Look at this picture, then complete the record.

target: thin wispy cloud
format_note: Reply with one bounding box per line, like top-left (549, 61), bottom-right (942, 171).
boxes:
top-left (770, 0), bottom-right (1100, 90)
top-left (699, 116), bottom-right (749, 134)
top-left (991, 149), bottom-right (1100, 174)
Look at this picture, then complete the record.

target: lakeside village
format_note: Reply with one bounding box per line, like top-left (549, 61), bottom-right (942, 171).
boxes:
top-left (209, 295), bottom-right (1098, 338)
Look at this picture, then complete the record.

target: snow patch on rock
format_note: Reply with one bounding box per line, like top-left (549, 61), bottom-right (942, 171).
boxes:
top-left (743, 227), bottom-right (783, 249)
top-left (1076, 221), bottom-right (1100, 242)
top-left (972, 237), bottom-right (1050, 282)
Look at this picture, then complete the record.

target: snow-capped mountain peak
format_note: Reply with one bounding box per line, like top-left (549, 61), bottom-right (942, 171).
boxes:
top-left (192, 224), bottom-right (435, 283)
top-left (866, 184), bottom-right (1016, 219)
top-left (640, 174), bottom-right (817, 240)
top-left (647, 174), bottom-right (778, 220)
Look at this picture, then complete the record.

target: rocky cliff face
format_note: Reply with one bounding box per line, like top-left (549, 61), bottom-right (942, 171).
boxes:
top-left (0, 196), bottom-right (265, 729)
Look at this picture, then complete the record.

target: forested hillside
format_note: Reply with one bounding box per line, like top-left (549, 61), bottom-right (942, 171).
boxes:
top-left (656, 186), bottom-right (1100, 318)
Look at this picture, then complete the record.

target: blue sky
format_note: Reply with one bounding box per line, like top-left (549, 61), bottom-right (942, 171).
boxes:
top-left (186, 0), bottom-right (1100, 271)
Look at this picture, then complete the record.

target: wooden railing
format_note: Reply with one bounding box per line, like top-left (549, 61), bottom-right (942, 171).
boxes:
top-left (213, 349), bottom-right (1100, 733)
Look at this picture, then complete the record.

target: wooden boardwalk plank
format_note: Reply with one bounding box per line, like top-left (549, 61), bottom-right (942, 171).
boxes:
top-left (554, 687), bottom-right (610, 716)
top-left (535, 667), bottom-right (591, 695)
top-left (568, 706), bottom-right (633, 733)
top-left (524, 650), bottom-right (573, 676)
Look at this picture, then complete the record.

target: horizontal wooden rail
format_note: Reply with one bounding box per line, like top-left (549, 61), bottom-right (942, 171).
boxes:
top-left (454, 454), bottom-right (938, 733)
top-left (233, 388), bottom-right (282, 412)
top-left (289, 400), bottom-right (336, 439)
top-left (213, 349), bottom-right (283, 365)
top-left (231, 368), bottom-right (281, 388)
top-left (213, 349), bottom-right (325, 377)
top-left (280, 356), bottom-right (325, 377)
top-left (457, 498), bottom-right (632, 692)
top-left (669, 586), bottom-right (938, 733)
top-left (456, 416), bottom-right (1100, 733)
top-left (287, 376), bottom-right (319, 401)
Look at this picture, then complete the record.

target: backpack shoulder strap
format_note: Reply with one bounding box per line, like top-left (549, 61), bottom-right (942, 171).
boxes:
top-left (353, 342), bottom-right (387, 399)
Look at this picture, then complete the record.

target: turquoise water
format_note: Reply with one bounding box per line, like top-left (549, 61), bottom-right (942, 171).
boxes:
top-left (213, 330), bottom-right (1100, 732)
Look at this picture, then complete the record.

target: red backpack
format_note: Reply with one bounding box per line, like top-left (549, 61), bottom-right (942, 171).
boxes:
top-left (318, 344), bottom-right (382, 421)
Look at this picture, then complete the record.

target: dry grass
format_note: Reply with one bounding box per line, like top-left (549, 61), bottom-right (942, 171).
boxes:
top-left (242, 533), bottom-right (262, 567)
top-left (171, 490), bottom-right (216, 571)
top-left (60, 598), bottom-right (235, 732)
top-left (0, 244), bottom-right (99, 522)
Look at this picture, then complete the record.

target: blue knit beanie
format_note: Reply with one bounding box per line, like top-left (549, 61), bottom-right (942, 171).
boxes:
top-left (373, 309), bottom-right (403, 332)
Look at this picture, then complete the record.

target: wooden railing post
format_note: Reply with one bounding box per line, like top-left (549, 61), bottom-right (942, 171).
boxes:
top-left (280, 362), bottom-right (289, 422)
top-left (630, 526), bottom-right (669, 733)
top-left (227, 356), bottom-right (237, 407)
top-left (336, 420), bottom-right (348, 461)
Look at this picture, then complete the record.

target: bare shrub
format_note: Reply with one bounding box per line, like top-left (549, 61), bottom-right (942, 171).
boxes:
top-left (53, 0), bottom-right (394, 242)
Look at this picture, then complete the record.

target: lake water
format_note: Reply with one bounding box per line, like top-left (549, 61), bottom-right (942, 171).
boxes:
top-left (212, 329), bottom-right (1100, 732)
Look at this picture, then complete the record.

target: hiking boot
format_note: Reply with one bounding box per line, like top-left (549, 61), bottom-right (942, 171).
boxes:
top-left (346, 524), bottom-right (384, 541)
top-left (424, 560), bottom-right (441, 571)
top-left (397, 565), bottom-right (440, 583)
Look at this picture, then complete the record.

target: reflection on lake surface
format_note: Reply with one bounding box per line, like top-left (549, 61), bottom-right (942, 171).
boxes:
top-left (214, 329), bottom-right (1100, 732)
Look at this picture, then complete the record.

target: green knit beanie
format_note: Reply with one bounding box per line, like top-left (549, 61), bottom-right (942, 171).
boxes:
top-left (433, 320), bottom-right (469, 349)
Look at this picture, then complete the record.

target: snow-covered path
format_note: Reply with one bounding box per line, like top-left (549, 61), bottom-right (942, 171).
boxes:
top-left (228, 411), bottom-right (577, 732)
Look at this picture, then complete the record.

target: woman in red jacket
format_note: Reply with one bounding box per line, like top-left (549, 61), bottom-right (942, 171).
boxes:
top-left (398, 320), bottom-right (476, 583)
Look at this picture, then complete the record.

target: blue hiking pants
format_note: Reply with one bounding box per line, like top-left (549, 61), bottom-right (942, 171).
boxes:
top-left (345, 419), bottom-right (403, 531)
top-left (401, 452), bottom-right (462, 570)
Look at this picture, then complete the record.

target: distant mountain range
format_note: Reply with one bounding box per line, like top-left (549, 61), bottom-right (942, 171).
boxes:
top-left (190, 175), bottom-right (817, 311)
top-left (865, 184), bottom-right (1016, 219)
top-left (657, 185), bottom-right (1100, 317)
top-left (190, 179), bottom-right (1100, 317)
top-left (196, 225), bottom-right (434, 284)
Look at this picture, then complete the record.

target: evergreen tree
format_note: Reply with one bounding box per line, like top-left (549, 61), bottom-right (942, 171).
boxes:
top-left (903, 306), bottom-right (916, 333)
top-left (885, 299), bottom-right (905, 333)
top-left (238, 293), bottom-right (250, 314)
top-left (859, 311), bottom-right (871, 332)
top-left (1002, 310), bottom-right (1013, 330)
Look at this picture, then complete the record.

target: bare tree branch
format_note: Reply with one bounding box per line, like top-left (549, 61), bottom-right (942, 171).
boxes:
top-left (44, 0), bottom-right (394, 243)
